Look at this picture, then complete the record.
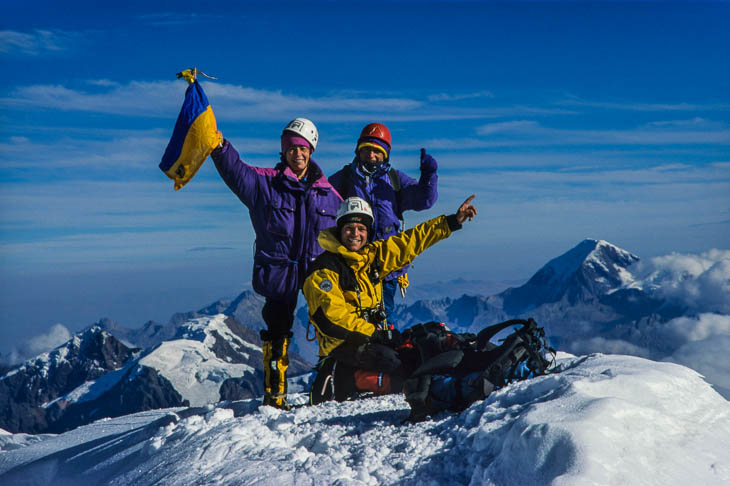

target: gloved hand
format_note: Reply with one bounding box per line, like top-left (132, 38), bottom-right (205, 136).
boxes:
top-left (420, 148), bottom-right (438, 173)
top-left (369, 328), bottom-right (402, 348)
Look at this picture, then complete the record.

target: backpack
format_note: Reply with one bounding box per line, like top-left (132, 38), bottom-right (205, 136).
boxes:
top-left (402, 318), bottom-right (556, 422)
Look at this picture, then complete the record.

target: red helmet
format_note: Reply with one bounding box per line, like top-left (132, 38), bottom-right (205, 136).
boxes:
top-left (359, 123), bottom-right (391, 149)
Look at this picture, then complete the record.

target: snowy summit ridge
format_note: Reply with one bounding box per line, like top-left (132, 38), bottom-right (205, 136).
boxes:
top-left (500, 238), bottom-right (639, 314)
top-left (1, 353), bottom-right (728, 485)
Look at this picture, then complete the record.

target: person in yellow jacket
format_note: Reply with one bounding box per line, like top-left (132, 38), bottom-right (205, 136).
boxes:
top-left (303, 195), bottom-right (478, 404)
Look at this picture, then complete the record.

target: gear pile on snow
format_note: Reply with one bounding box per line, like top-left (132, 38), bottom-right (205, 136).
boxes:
top-left (400, 318), bottom-right (556, 422)
top-left (308, 317), bottom-right (556, 421)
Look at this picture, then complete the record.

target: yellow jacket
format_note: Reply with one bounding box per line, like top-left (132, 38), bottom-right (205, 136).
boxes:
top-left (303, 214), bottom-right (459, 357)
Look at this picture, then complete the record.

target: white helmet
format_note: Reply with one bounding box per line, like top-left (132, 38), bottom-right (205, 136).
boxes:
top-left (283, 117), bottom-right (319, 151)
top-left (336, 197), bottom-right (374, 230)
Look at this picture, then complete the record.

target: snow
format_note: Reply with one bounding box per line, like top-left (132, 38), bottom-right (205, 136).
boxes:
top-left (612, 265), bottom-right (637, 290)
top-left (0, 431), bottom-right (56, 453)
top-left (181, 314), bottom-right (260, 355)
top-left (630, 249), bottom-right (730, 313)
top-left (2, 330), bottom-right (92, 381)
top-left (138, 315), bottom-right (257, 406)
top-left (138, 340), bottom-right (254, 406)
top-left (588, 240), bottom-right (640, 287)
top-left (43, 358), bottom-right (139, 408)
top-left (1, 353), bottom-right (728, 486)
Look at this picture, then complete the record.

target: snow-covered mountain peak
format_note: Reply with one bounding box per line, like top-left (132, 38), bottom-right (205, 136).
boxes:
top-left (541, 239), bottom-right (638, 284)
top-left (500, 239), bottom-right (640, 314)
top-left (589, 238), bottom-right (637, 262)
top-left (3, 326), bottom-right (121, 380)
top-left (134, 314), bottom-right (273, 407)
top-left (0, 327), bottom-right (137, 433)
top-left (171, 314), bottom-right (261, 355)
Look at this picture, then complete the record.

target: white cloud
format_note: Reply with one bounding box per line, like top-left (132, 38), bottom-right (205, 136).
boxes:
top-left (557, 96), bottom-right (730, 113)
top-left (0, 131), bottom-right (169, 170)
top-left (0, 129), bottom-right (284, 171)
top-left (1, 82), bottom-right (184, 117)
top-left (665, 335), bottom-right (730, 398)
top-left (0, 79), bottom-right (573, 123)
top-left (428, 91), bottom-right (494, 102)
top-left (86, 79), bottom-right (121, 88)
top-left (0, 29), bottom-right (76, 56)
top-left (662, 313), bottom-right (730, 348)
top-left (473, 119), bottom-right (730, 146)
top-left (647, 117), bottom-right (720, 128)
top-left (0, 80), bottom-right (424, 120)
top-left (636, 250), bottom-right (730, 313)
top-left (565, 337), bottom-right (652, 358)
top-left (9, 323), bottom-right (71, 364)
top-left (207, 83), bottom-right (419, 111)
top-left (476, 120), bottom-right (540, 135)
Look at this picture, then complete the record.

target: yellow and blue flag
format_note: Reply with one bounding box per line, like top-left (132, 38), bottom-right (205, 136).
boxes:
top-left (159, 71), bottom-right (221, 190)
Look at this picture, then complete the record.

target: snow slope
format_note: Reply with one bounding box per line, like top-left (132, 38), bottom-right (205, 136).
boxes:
top-left (137, 315), bottom-right (258, 406)
top-left (1, 353), bottom-right (727, 486)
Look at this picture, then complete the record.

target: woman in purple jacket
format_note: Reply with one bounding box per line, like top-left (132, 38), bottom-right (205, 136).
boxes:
top-left (328, 123), bottom-right (438, 319)
top-left (211, 118), bottom-right (342, 409)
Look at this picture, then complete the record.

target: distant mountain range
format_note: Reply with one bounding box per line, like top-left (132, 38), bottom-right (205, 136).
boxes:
top-left (1, 238), bottom-right (724, 434)
top-left (392, 239), bottom-right (689, 356)
top-left (0, 312), bottom-right (310, 434)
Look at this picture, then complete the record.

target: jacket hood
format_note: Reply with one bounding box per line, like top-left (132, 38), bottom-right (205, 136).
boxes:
top-left (318, 227), bottom-right (371, 270)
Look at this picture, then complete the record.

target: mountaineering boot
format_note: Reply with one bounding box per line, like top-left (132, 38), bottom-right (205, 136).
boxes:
top-left (261, 333), bottom-right (292, 410)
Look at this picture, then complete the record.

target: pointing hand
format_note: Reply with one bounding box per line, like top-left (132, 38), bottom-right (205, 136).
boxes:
top-left (456, 195), bottom-right (477, 224)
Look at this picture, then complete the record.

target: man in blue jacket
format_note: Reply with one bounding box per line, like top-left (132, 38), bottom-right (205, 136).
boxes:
top-left (211, 118), bottom-right (342, 409)
top-left (328, 123), bottom-right (438, 318)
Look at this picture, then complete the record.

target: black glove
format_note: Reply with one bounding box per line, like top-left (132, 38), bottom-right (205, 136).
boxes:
top-left (369, 328), bottom-right (402, 348)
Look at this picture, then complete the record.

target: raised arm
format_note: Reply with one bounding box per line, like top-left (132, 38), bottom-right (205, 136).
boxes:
top-left (396, 149), bottom-right (438, 212)
top-left (375, 194), bottom-right (477, 276)
top-left (211, 137), bottom-right (272, 208)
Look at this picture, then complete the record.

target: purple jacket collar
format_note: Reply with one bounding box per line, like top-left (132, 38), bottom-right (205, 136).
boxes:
top-left (276, 158), bottom-right (334, 190)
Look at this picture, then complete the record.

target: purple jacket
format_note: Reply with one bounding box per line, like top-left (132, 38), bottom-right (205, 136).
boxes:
top-left (328, 156), bottom-right (438, 281)
top-left (212, 140), bottom-right (342, 300)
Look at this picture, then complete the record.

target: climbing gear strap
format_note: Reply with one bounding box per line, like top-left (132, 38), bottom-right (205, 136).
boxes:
top-left (305, 320), bottom-right (318, 342)
top-left (397, 273), bottom-right (410, 298)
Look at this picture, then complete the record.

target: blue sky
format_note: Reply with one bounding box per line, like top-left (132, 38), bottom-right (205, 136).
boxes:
top-left (1, 1), bottom-right (729, 353)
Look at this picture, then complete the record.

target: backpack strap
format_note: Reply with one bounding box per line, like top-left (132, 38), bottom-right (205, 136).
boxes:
top-left (477, 318), bottom-right (557, 386)
top-left (388, 168), bottom-right (405, 227)
top-left (476, 319), bottom-right (533, 350)
top-left (388, 167), bottom-right (401, 192)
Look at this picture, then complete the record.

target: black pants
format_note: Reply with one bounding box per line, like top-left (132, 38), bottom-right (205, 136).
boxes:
top-left (260, 296), bottom-right (297, 341)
